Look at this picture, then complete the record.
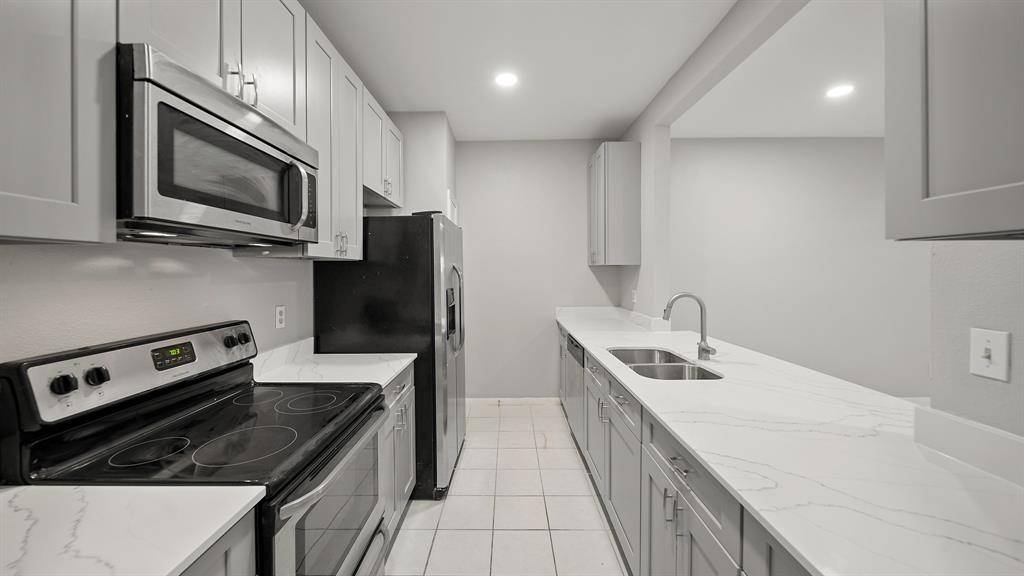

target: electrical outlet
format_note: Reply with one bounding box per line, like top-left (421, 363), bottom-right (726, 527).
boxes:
top-left (969, 328), bottom-right (1009, 381)
top-left (275, 305), bottom-right (287, 329)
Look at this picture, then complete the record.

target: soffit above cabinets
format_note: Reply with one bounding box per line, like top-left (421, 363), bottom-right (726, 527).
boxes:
top-left (672, 0), bottom-right (884, 139)
top-left (300, 0), bottom-right (736, 141)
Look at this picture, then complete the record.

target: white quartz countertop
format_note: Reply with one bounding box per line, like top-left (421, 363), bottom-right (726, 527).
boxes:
top-left (1, 485), bottom-right (264, 576)
top-left (253, 338), bottom-right (415, 390)
top-left (556, 307), bottom-right (1024, 576)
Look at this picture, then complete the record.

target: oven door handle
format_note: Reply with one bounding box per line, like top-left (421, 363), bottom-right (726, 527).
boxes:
top-left (289, 160), bottom-right (310, 231)
top-left (280, 408), bottom-right (386, 519)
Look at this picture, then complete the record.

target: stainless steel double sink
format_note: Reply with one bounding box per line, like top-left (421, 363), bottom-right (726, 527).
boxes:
top-left (608, 348), bottom-right (722, 380)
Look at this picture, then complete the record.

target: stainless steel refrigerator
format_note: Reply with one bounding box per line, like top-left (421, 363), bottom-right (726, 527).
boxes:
top-left (314, 213), bottom-right (465, 499)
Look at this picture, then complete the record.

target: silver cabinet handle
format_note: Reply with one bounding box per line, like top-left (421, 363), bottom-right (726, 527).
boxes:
top-left (612, 393), bottom-right (630, 406)
top-left (334, 232), bottom-right (342, 253)
top-left (663, 488), bottom-right (675, 522)
top-left (669, 456), bottom-right (691, 479)
top-left (340, 232), bottom-right (349, 254)
top-left (226, 60), bottom-right (243, 98)
top-left (243, 72), bottom-right (259, 107)
top-left (674, 501), bottom-right (688, 538)
top-left (598, 399), bottom-right (609, 423)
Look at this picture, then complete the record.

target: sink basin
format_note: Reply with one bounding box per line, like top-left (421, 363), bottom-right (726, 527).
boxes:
top-left (609, 348), bottom-right (687, 365)
top-left (631, 363), bottom-right (723, 381)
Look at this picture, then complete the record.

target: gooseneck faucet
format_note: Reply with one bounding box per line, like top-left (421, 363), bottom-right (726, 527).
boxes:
top-left (662, 292), bottom-right (717, 361)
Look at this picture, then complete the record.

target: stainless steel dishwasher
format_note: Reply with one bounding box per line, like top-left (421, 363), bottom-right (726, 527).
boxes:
top-left (565, 335), bottom-right (586, 438)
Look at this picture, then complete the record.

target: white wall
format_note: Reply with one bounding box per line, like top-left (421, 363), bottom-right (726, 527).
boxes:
top-left (669, 138), bottom-right (930, 397)
top-left (618, 0), bottom-right (808, 316)
top-left (456, 140), bottom-right (621, 398)
top-left (0, 243), bottom-right (312, 362)
top-left (931, 242), bottom-right (1024, 435)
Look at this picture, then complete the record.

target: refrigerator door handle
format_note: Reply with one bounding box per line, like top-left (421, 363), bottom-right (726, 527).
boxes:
top-left (453, 264), bottom-right (465, 354)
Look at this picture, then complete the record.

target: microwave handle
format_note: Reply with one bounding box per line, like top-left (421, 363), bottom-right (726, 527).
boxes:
top-left (290, 160), bottom-right (310, 231)
top-left (280, 408), bottom-right (385, 519)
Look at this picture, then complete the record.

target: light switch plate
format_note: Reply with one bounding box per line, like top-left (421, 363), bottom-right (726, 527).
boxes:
top-left (969, 328), bottom-right (1010, 382)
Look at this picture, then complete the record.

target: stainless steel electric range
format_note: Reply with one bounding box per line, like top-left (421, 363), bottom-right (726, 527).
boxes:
top-left (0, 321), bottom-right (388, 576)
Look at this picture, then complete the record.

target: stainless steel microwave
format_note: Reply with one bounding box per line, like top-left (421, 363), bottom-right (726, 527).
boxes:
top-left (116, 44), bottom-right (318, 247)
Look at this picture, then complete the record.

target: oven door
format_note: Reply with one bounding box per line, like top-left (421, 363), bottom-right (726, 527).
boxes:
top-left (131, 80), bottom-right (317, 243)
top-left (269, 407), bottom-right (387, 576)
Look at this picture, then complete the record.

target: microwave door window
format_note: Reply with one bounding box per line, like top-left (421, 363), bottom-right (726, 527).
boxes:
top-left (157, 103), bottom-right (289, 224)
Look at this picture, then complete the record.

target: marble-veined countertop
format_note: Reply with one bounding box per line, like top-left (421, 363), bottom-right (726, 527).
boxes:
top-left (556, 306), bottom-right (1024, 576)
top-left (252, 338), bottom-right (415, 390)
top-left (1, 485), bottom-right (264, 576)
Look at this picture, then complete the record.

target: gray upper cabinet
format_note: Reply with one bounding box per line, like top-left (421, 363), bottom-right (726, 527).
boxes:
top-left (120, 0), bottom-right (306, 139)
top-left (118, 0), bottom-right (241, 93)
top-left (240, 0), bottom-right (306, 139)
top-left (588, 142), bottom-right (640, 265)
top-left (1, 0), bottom-right (116, 244)
top-left (886, 0), bottom-right (1024, 240)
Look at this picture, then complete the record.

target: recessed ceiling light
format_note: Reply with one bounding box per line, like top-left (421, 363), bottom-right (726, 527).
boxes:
top-left (826, 84), bottom-right (855, 99)
top-left (494, 72), bottom-right (518, 88)
top-left (138, 231), bottom-right (178, 238)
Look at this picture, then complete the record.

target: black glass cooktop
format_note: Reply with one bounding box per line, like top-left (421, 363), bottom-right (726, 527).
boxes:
top-left (29, 382), bottom-right (382, 494)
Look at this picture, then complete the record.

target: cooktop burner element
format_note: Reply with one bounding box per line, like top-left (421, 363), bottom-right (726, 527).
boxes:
top-left (192, 426), bottom-right (299, 467)
top-left (232, 388), bottom-right (285, 406)
top-left (276, 391), bottom-right (352, 415)
top-left (108, 437), bottom-right (191, 468)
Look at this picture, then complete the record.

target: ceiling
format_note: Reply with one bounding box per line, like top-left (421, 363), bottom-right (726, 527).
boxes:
top-left (671, 0), bottom-right (884, 138)
top-left (301, 0), bottom-right (737, 142)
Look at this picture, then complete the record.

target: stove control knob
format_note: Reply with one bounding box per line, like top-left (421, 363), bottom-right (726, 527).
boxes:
top-left (223, 334), bottom-right (239, 349)
top-left (85, 366), bottom-right (110, 387)
top-left (237, 332), bottom-right (251, 345)
top-left (49, 374), bottom-right (79, 396)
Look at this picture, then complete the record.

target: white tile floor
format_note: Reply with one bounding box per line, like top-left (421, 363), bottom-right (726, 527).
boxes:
top-left (384, 398), bottom-right (627, 576)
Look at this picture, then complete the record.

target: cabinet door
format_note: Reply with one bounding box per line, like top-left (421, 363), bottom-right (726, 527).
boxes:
top-left (180, 511), bottom-right (256, 576)
top-left (396, 387), bottom-right (417, 506)
top-left (583, 371), bottom-right (607, 493)
top-left (335, 54), bottom-right (364, 260)
top-left (642, 448), bottom-right (680, 576)
top-left (559, 336), bottom-right (568, 407)
top-left (587, 146), bottom-right (606, 265)
top-left (362, 90), bottom-right (385, 195)
top-left (385, 121), bottom-right (403, 206)
top-left (240, 0), bottom-right (306, 138)
top-left (379, 410), bottom-right (398, 533)
top-left (0, 0), bottom-right (115, 244)
top-left (742, 510), bottom-right (810, 576)
top-left (607, 405), bottom-right (641, 576)
top-left (886, 0), bottom-right (1024, 239)
top-left (303, 17), bottom-right (339, 259)
top-left (118, 0), bottom-right (241, 93)
top-left (677, 496), bottom-right (738, 576)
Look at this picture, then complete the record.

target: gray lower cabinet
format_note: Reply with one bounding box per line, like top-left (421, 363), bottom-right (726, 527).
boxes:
top-left (742, 510), bottom-right (811, 576)
top-left (558, 331), bottom-right (568, 407)
top-left (606, 398), bottom-right (641, 576)
top-left (381, 369), bottom-right (416, 535)
top-left (181, 511), bottom-right (256, 576)
top-left (640, 447), bottom-right (737, 576)
top-left (583, 365), bottom-right (608, 493)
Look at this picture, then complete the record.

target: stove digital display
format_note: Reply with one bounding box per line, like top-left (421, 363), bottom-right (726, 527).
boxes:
top-left (151, 341), bottom-right (196, 371)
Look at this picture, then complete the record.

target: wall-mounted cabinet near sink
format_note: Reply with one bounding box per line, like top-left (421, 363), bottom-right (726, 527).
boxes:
top-left (588, 142), bottom-right (640, 266)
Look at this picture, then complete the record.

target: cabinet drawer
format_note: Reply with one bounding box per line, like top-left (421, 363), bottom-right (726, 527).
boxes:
top-left (742, 509), bottom-right (811, 576)
top-left (606, 377), bottom-right (640, 440)
top-left (584, 353), bottom-right (607, 392)
top-left (643, 412), bottom-right (742, 564)
top-left (384, 367), bottom-right (413, 409)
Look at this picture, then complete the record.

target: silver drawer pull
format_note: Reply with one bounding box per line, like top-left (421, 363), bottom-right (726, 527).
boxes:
top-left (611, 393), bottom-right (630, 406)
top-left (663, 488), bottom-right (675, 522)
top-left (670, 456), bottom-right (691, 479)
